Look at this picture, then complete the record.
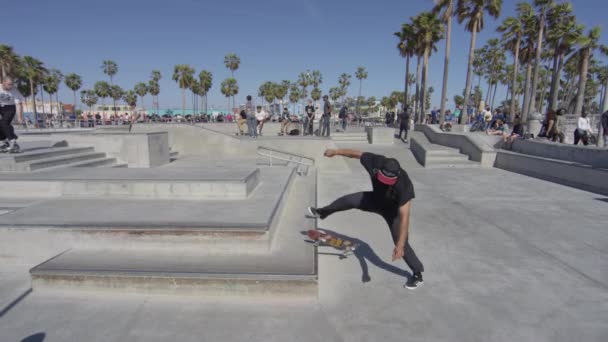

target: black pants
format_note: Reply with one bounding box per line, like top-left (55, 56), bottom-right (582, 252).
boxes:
top-left (398, 124), bottom-right (409, 140)
top-left (574, 129), bottom-right (589, 146)
top-left (318, 191), bottom-right (424, 274)
top-left (0, 105), bottom-right (17, 141)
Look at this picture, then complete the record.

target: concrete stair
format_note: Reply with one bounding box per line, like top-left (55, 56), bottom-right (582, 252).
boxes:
top-left (25, 167), bottom-right (317, 298)
top-left (331, 132), bottom-right (368, 143)
top-left (410, 131), bottom-right (481, 169)
top-left (0, 146), bottom-right (122, 172)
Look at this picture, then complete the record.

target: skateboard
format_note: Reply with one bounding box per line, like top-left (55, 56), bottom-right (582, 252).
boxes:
top-left (306, 229), bottom-right (359, 258)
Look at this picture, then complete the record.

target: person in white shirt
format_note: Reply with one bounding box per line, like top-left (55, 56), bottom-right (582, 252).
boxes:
top-left (482, 106), bottom-right (492, 131)
top-left (255, 106), bottom-right (268, 136)
top-left (0, 77), bottom-right (24, 153)
top-left (574, 112), bottom-right (593, 146)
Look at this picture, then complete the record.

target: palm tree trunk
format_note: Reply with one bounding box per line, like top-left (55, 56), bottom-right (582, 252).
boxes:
top-left (414, 55), bottom-right (421, 122)
top-left (30, 79), bottom-right (37, 125)
top-left (547, 51), bottom-right (559, 112)
top-left (529, 12), bottom-right (545, 114)
top-left (510, 37), bottom-right (521, 119)
top-left (491, 83), bottom-right (498, 109)
top-left (440, 15), bottom-right (452, 124)
top-left (574, 49), bottom-right (590, 115)
top-left (420, 47), bottom-right (430, 123)
top-left (39, 85), bottom-right (45, 124)
top-left (205, 94), bottom-right (208, 114)
top-left (358, 79), bottom-right (362, 115)
top-left (181, 88), bottom-right (185, 115)
top-left (72, 90), bottom-right (77, 118)
top-left (404, 55), bottom-right (410, 111)
top-left (602, 79), bottom-right (608, 112)
top-left (49, 91), bottom-right (54, 121)
top-left (522, 61), bottom-right (533, 122)
top-left (485, 80), bottom-right (492, 104)
top-left (462, 21), bottom-right (478, 124)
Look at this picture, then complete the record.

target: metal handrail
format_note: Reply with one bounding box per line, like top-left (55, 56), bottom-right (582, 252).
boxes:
top-left (257, 147), bottom-right (314, 176)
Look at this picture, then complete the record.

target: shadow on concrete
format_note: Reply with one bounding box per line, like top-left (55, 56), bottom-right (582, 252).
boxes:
top-left (20, 332), bottom-right (46, 342)
top-left (0, 288), bottom-right (32, 318)
top-left (594, 198), bottom-right (608, 203)
top-left (303, 228), bottom-right (411, 283)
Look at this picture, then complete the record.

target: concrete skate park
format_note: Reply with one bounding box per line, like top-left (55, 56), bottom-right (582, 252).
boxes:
top-left (0, 122), bottom-right (606, 342)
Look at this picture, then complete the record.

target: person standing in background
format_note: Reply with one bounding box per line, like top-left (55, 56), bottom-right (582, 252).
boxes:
top-left (304, 100), bottom-right (315, 136)
top-left (245, 95), bottom-right (257, 138)
top-left (321, 95), bottom-right (332, 137)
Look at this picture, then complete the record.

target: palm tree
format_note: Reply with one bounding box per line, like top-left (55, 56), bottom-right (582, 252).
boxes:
top-left (190, 80), bottom-right (200, 114)
top-left (102, 60), bottom-right (118, 115)
top-left (220, 78), bottom-right (239, 112)
top-left (311, 88), bottom-right (322, 103)
top-left (198, 70), bottom-right (213, 114)
top-left (0, 45), bottom-right (20, 81)
top-left (21, 56), bottom-right (47, 124)
top-left (413, 12), bottom-right (444, 122)
top-left (134, 82), bottom-right (148, 110)
top-left (274, 81), bottom-right (290, 111)
top-left (258, 81), bottom-right (274, 105)
top-left (80, 90), bottom-right (98, 116)
top-left (600, 46), bottom-right (608, 112)
top-left (433, 0), bottom-right (455, 122)
top-left (456, 0), bottom-right (503, 124)
top-left (224, 53), bottom-right (240, 108)
top-left (518, 2), bottom-right (537, 120)
top-left (123, 90), bottom-right (137, 110)
top-left (64, 73), bottom-right (82, 115)
top-left (527, 0), bottom-right (553, 114)
top-left (43, 69), bottom-right (62, 117)
top-left (289, 84), bottom-right (301, 114)
top-left (297, 71), bottom-right (312, 105)
top-left (338, 73), bottom-right (351, 105)
top-left (148, 81), bottom-right (160, 115)
top-left (94, 81), bottom-right (110, 108)
top-left (151, 70), bottom-right (161, 82)
top-left (574, 26), bottom-right (602, 115)
top-left (355, 67), bottom-right (368, 115)
top-left (545, 3), bottom-right (580, 111)
top-left (498, 13), bottom-right (523, 119)
top-left (109, 85), bottom-right (124, 116)
top-left (395, 23), bottom-right (416, 111)
top-left (172, 64), bottom-right (195, 115)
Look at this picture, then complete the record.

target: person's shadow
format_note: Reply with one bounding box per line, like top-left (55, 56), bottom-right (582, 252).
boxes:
top-left (302, 228), bottom-right (411, 283)
top-left (21, 333), bottom-right (45, 342)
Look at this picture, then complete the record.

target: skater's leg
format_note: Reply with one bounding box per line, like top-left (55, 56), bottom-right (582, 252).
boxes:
top-left (386, 210), bottom-right (424, 274)
top-left (317, 192), bottom-right (376, 219)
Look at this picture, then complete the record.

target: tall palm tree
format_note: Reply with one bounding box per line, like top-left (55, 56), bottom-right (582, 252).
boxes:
top-left (172, 64), bottom-right (195, 115)
top-left (43, 69), bottom-right (62, 117)
top-left (220, 78), bottom-right (238, 112)
top-left (148, 81), bottom-right (160, 115)
top-left (413, 12), bottom-right (444, 122)
top-left (190, 80), bottom-right (201, 114)
top-left (574, 26), bottom-right (602, 115)
top-left (0, 45), bottom-right (20, 81)
top-left (198, 70), bottom-right (213, 114)
top-left (134, 82), bottom-right (148, 110)
top-left (289, 84), bottom-right (301, 114)
top-left (433, 0), bottom-right (455, 122)
top-left (94, 81), bottom-right (110, 107)
top-left (456, 0), bottom-right (503, 124)
top-left (498, 13), bottom-right (523, 119)
top-left (298, 71), bottom-right (312, 105)
top-left (224, 53), bottom-right (240, 108)
top-left (329, 87), bottom-right (340, 105)
top-left (102, 60), bottom-right (118, 115)
top-left (600, 45), bottom-right (608, 112)
top-left (21, 56), bottom-right (47, 124)
top-left (64, 73), bottom-right (82, 115)
top-left (274, 81), bottom-right (290, 111)
top-left (395, 22), bottom-right (416, 111)
top-left (80, 90), bottom-right (98, 116)
top-left (355, 67), bottom-right (368, 115)
top-left (338, 73), bottom-right (351, 105)
top-left (518, 2), bottom-right (537, 120)
top-left (151, 70), bottom-right (161, 82)
top-left (258, 81), bottom-right (274, 105)
top-left (546, 3), bottom-right (580, 111)
top-left (109, 85), bottom-right (124, 116)
top-left (123, 90), bottom-right (137, 110)
top-left (528, 0), bottom-right (553, 114)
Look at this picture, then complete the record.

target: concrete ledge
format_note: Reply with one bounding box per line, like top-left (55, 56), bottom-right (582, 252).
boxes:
top-left (494, 151), bottom-right (608, 196)
top-left (512, 139), bottom-right (608, 168)
top-left (366, 127), bottom-right (394, 144)
top-left (415, 124), bottom-right (498, 167)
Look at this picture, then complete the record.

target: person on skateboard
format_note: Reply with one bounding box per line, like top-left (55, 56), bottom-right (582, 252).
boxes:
top-left (307, 149), bottom-right (424, 289)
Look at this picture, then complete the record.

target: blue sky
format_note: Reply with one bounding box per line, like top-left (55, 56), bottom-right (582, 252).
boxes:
top-left (4, 0), bottom-right (608, 111)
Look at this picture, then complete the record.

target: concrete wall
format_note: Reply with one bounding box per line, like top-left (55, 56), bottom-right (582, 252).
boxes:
top-left (511, 139), bottom-right (608, 168)
top-left (415, 124), bottom-right (498, 167)
top-left (366, 127), bottom-right (394, 145)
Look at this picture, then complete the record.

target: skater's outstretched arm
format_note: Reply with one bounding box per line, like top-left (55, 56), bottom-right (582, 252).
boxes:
top-left (392, 201), bottom-right (411, 261)
top-left (324, 149), bottom-right (362, 159)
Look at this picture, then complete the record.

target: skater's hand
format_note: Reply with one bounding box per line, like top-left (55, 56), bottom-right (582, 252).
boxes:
top-left (324, 149), bottom-right (337, 158)
top-left (392, 244), bottom-right (405, 261)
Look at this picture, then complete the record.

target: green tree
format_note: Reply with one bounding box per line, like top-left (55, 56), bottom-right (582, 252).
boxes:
top-left (433, 0), bottom-right (455, 122)
top-left (329, 87), bottom-right (341, 103)
top-left (94, 81), bottom-right (110, 107)
top-left (456, 0), bottom-right (503, 123)
top-left (288, 83), bottom-right (301, 114)
top-left (298, 71), bottom-right (312, 104)
top-left (151, 70), bottom-right (161, 82)
top-left (574, 26), bottom-right (602, 115)
top-left (528, 0), bottom-right (554, 114)
top-left (102, 60), bottom-right (118, 114)
top-left (64, 73), bottom-right (82, 115)
top-left (498, 12), bottom-right (524, 119)
top-left (21, 56), bottom-right (48, 123)
top-left (134, 82), bottom-right (148, 109)
top-left (395, 22), bottom-right (416, 110)
top-left (0, 44), bottom-right (20, 81)
top-left (355, 66), bottom-right (368, 115)
top-left (123, 90), bottom-right (137, 109)
top-left (148, 81), bottom-right (160, 115)
top-left (338, 73), bottom-right (352, 105)
top-left (274, 81), bottom-right (290, 110)
top-left (311, 88), bottom-right (322, 103)
top-left (454, 94), bottom-right (465, 107)
top-left (173, 64), bottom-right (195, 114)
top-left (43, 69), bottom-right (62, 117)
top-left (80, 89), bottom-right (98, 116)
top-left (220, 78), bottom-right (239, 112)
top-left (109, 85), bottom-right (124, 115)
top-left (224, 53), bottom-right (240, 108)
top-left (198, 70), bottom-right (213, 114)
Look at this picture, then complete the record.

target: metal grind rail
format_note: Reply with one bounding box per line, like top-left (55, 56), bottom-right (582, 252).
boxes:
top-left (257, 146), bottom-right (315, 176)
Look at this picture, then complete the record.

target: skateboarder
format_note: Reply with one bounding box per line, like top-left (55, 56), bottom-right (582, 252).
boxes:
top-left (306, 149), bottom-right (424, 289)
top-left (0, 77), bottom-right (24, 153)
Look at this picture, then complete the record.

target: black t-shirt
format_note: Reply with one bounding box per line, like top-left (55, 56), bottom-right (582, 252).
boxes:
top-left (398, 112), bottom-right (410, 125)
top-left (512, 123), bottom-right (523, 136)
top-left (305, 105), bottom-right (315, 118)
top-left (323, 101), bottom-right (331, 116)
top-left (360, 152), bottom-right (415, 207)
